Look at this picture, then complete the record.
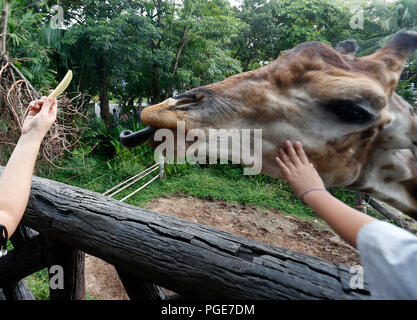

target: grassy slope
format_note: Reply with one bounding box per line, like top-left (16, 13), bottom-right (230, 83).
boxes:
top-left (43, 149), bottom-right (357, 222)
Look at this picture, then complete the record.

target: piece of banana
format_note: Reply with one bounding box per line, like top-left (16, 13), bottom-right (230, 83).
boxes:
top-left (48, 70), bottom-right (73, 99)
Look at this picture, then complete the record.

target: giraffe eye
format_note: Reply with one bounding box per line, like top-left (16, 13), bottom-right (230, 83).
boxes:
top-left (323, 100), bottom-right (375, 124)
top-left (171, 93), bottom-right (205, 110)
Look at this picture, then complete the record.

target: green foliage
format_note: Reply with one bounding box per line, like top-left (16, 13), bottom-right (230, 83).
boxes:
top-left (397, 80), bottom-right (415, 104)
top-left (25, 269), bottom-right (50, 300)
top-left (232, 0), bottom-right (351, 71)
top-left (167, 0), bottom-right (244, 91)
top-left (56, 0), bottom-right (245, 107)
top-left (6, 240), bottom-right (13, 251)
top-left (1, 0), bottom-right (59, 89)
top-left (25, 268), bottom-right (96, 300)
top-left (355, 0), bottom-right (417, 62)
top-left (81, 118), bottom-right (122, 156)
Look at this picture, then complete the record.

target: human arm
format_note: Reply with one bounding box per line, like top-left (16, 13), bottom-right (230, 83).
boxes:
top-left (275, 141), bottom-right (417, 299)
top-left (275, 140), bottom-right (376, 248)
top-left (0, 96), bottom-right (57, 238)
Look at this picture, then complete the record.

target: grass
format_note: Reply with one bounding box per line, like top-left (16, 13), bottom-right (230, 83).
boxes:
top-left (25, 269), bottom-right (50, 300)
top-left (23, 269), bottom-right (95, 300)
top-left (41, 148), bottom-right (359, 223)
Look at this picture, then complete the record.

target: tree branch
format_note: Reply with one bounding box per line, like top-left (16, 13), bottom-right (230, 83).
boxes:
top-left (1, 1), bottom-right (9, 54)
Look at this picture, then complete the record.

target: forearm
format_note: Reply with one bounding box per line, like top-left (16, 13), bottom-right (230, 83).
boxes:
top-left (0, 133), bottom-right (42, 236)
top-left (303, 190), bottom-right (376, 248)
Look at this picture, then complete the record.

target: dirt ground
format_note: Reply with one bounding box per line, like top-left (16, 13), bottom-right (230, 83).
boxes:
top-left (85, 195), bottom-right (360, 300)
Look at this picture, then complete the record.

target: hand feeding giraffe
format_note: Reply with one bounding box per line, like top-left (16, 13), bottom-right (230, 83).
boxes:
top-left (121, 30), bottom-right (417, 219)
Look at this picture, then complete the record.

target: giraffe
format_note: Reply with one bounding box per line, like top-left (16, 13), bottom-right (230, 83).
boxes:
top-left (120, 30), bottom-right (417, 219)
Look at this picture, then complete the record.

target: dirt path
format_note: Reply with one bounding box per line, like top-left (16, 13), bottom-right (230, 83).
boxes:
top-left (85, 196), bottom-right (360, 300)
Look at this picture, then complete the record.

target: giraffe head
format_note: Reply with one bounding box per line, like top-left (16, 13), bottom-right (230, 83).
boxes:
top-left (121, 30), bottom-right (417, 218)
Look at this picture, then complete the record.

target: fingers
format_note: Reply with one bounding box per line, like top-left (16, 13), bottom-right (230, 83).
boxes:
top-left (29, 95), bottom-right (51, 108)
top-left (49, 99), bottom-right (58, 118)
top-left (27, 99), bottom-right (43, 118)
top-left (40, 97), bottom-right (57, 116)
top-left (284, 140), bottom-right (302, 167)
top-left (278, 147), bottom-right (295, 170)
top-left (29, 99), bottom-right (43, 111)
top-left (294, 141), bottom-right (309, 165)
top-left (28, 95), bottom-right (57, 123)
top-left (276, 140), bottom-right (312, 171)
top-left (275, 157), bottom-right (291, 176)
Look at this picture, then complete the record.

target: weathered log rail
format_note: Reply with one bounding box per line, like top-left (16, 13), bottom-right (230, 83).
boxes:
top-left (0, 167), bottom-right (371, 300)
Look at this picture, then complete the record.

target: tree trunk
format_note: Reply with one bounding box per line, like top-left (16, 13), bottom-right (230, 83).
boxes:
top-left (98, 55), bottom-right (112, 127)
top-left (151, 0), bottom-right (163, 105)
top-left (127, 96), bottom-right (135, 109)
top-left (137, 97), bottom-right (143, 108)
top-left (243, 57), bottom-right (251, 72)
top-left (172, 27), bottom-right (188, 75)
top-left (1, 1), bottom-right (9, 54)
top-left (151, 69), bottom-right (160, 105)
top-left (167, 26), bottom-right (189, 98)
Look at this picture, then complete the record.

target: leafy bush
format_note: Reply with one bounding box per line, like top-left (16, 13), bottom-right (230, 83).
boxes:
top-left (397, 80), bottom-right (415, 104)
top-left (81, 118), bottom-right (123, 156)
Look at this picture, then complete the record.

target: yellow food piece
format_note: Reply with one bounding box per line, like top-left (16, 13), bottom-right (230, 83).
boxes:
top-left (48, 70), bottom-right (73, 99)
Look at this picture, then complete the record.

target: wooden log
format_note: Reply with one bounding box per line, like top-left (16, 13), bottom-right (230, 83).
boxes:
top-left (47, 244), bottom-right (86, 300)
top-left (12, 225), bottom-right (85, 300)
top-left (2, 281), bottom-right (35, 300)
top-left (0, 232), bottom-right (85, 300)
top-left (116, 267), bottom-right (167, 301)
top-left (0, 167), bottom-right (371, 299)
top-left (365, 196), bottom-right (417, 234)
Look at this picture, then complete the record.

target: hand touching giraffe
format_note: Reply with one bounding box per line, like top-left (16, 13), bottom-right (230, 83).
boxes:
top-left (275, 141), bottom-right (326, 201)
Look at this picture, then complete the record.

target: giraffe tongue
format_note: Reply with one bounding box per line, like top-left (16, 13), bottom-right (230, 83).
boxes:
top-left (120, 126), bottom-right (157, 148)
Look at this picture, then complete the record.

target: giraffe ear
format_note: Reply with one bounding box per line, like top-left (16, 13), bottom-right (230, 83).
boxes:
top-left (335, 39), bottom-right (359, 56)
top-left (379, 30), bottom-right (417, 61)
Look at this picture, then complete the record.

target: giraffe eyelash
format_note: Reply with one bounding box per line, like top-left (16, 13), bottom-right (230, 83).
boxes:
top-left (321, 99), bottom-right (376, 124)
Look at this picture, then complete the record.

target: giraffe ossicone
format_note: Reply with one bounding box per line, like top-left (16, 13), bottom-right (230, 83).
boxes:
top-left (121, 30), bottom-right (417, 219)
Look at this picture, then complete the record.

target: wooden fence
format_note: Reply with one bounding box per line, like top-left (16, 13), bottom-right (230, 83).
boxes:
top-left (0, 167), bottom-right (371, 300)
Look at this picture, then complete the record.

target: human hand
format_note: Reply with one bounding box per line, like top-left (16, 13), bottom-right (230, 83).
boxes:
top-left (22, 93), bottom-right (58, 141)
top-left (275, 141), bottom-right (326, 199)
